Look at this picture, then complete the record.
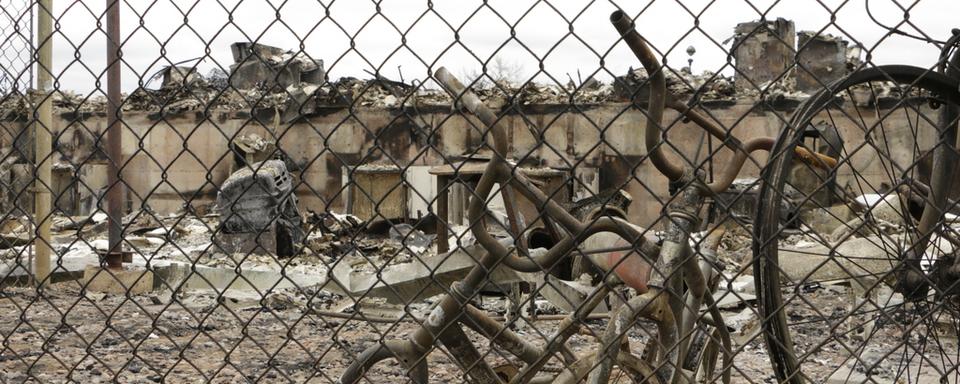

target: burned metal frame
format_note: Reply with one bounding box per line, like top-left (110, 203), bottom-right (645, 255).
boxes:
top-left (340, 10), bottom-right (839, 384)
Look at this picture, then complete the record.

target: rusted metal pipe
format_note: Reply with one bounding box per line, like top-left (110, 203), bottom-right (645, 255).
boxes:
top-left (339, 340), bottom-right (428, 384)
top-left (705, 137), bottom-right (774, 193)
top-left (436, 70), bottom-right (589, 271)
top-left (437, 324), bottom-right (501, 383)
top-left (702, 291), bottom-right (733, 384)
top-left (105, 0), bottom-right (124, 268)
top-left (704, 137), bottom-right (835, 194)
top-left (649, 183), bottom-right (704, 290)
top-left (610, 10), bottom-right (684, 181)
top-left (462, 305), bottom-right (544, 365)
top-left (589, 291), bottom-right (677, 384)
top-left (677, 243), bottom-right (706, 371)
top-left (664, 98), bottom-right (730, 148)
top-left (665, 99), bottom-right (835, 193)
top-left (434, 67), bottom-right (513, 289)
top-left (554, 350), bottom-right (659, 384)
top-left (510, 284), bottom-right (612, 384)
top-left (498, 164), bottom-right (584, 233)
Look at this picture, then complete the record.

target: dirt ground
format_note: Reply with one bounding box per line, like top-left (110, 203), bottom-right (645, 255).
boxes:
top-left (0, 282), bottom-right (782, 384)
top-left (1, 280), bottom-right (958, 383)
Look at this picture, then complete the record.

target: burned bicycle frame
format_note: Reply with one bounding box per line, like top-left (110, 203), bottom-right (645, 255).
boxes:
top-left (339, 10), bottom-right (835, 384)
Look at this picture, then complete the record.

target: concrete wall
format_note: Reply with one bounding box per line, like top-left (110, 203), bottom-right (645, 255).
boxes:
top-left (733, 18), bottom-right (796, 90)
top-left (0, 99), bottom-right (936, 228)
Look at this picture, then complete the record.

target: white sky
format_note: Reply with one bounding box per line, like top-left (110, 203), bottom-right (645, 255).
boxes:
top-left (6, 0), bottom-right (960, 93)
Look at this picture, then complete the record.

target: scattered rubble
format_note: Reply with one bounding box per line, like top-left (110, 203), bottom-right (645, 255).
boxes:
top-left (614, 67), bottom-right (736, 102)
top-left (0, 171), bottom-right (955, 383)
top-left (230, 133), bottom-right (276, 167)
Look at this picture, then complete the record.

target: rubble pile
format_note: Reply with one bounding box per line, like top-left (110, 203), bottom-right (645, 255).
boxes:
top-left (0, 90), bottom-right (112, 118)
top-left (322, 76), bottom-right (412, 108)
top-left (0, 91), bottom-right (30, 119)
top-left (615, 67), bottom-right (737, 101)
top-left (0, 55), bottom-right (819, 121)
top-left (735, 76), bottom-right (811, 102)
top-left (301, 211), bottom-right (436, 275)
top-left (125, 80), bottom-right (255, 113)
top-left (0, 61), bottom-right (901, 120)
top-left (229, 43), bottom-right (324, 91)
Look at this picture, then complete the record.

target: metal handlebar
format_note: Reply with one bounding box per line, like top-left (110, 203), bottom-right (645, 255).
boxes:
top-left (611, 10), bottom-right (837, 192)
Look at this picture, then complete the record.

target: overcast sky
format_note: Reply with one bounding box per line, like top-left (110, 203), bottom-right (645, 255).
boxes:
top-left (4, 0), bottom-right (960, 93)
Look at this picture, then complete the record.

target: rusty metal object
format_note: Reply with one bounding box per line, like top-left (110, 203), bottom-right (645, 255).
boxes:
top-left (462, 304), bottom-right (544, 365)
top-left (341, 11), bottom-right (840, 384)
top-left (610, 10), bottom-right (680, 181)
top-left (339, 340), bottom-right (427, 384)
top-left (589, 290), bottom-right (677, 384)
top-left (554, 350), bottom-right (660, 384)
top-left (437, 323), bottom-right (501, 383)
top-left (105, 0), bottom-right (124, 267)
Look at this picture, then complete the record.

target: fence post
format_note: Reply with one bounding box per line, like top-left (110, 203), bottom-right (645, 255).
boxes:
top-left (33, 0), bottom-right (53, 286)
top-left (105, 0), bottom-right (123, 267)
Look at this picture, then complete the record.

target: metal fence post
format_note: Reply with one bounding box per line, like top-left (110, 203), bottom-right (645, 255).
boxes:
top-left (32, 0), bottom-right (53, 286)
top-left (105, 0), bottom-right (123, 267)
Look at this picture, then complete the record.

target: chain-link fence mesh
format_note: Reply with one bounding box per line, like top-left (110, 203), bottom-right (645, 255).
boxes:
top-left (1, 1), bottom-right (960, 383)
top-left (0, 0), bottom-right (31, 93)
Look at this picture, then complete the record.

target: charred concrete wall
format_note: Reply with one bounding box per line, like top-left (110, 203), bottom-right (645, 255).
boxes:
top-left (732, 20), bottom-right (855, 94)
top-left (733, 18), bottom-right (796, 90)
top-left (0, 100), bottom-right (935, 229)
top-left (796, 32), bottom-right (850, 92)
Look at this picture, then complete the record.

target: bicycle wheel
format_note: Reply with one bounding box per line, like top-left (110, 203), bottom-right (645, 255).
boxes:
top-left (754, 65), bottom-right (960, 383)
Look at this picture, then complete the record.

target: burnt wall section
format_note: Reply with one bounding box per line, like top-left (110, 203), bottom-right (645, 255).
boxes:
top-left (0, 100), bottom-right (933, 228)
top-left (733, 18), bottom-right (797, 91)
top-left (796, 32), bottom-right (849, 93)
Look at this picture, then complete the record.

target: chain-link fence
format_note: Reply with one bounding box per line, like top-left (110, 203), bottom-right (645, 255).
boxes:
top-left (0, 0), bottom-right (31, 93)
top-left (2, 1), bottom-right (960, 383)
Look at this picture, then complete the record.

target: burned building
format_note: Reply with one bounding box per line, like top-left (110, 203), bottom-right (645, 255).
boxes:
top-left (732, 18), bottom-right (796, 91)
top-left (795, 31), bottom-right (851, 92)
top-left (229, 42), bottom-right (325, 91)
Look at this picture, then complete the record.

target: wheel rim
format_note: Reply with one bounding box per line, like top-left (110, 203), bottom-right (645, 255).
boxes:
top-left (754, 65), bottom-right (960, 383)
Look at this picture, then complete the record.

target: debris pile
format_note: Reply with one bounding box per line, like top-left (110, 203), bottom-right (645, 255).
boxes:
top-left (229, 42), bottom-right (325, 91)
top-left (614, 67), bottom-right (737, 102)
top-left (125, 79), bottom-right (254, 113)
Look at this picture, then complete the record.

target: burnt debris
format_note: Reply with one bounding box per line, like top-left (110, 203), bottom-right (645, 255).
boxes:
top-left (216, 160), bottom-right (304, 257)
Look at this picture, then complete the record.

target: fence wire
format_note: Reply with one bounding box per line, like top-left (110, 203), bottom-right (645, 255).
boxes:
top-left (1, 1), bottom-right (960, 383)
top-left (0, 0), bottom-right (31, 93)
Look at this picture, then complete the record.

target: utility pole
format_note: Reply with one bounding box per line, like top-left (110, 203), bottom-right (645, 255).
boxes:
top-left (33, 0), bottom-right (54, 286)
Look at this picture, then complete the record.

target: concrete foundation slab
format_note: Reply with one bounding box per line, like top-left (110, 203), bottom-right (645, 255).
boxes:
top-left (83, 266), bottom-right (154, 294)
